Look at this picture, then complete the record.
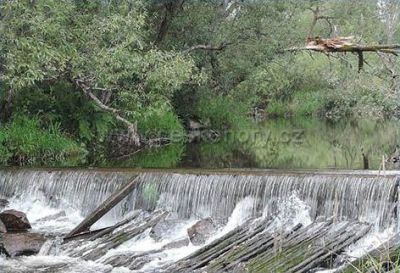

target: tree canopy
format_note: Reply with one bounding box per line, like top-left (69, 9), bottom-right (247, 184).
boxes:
top-left (0, 0), bottom-right (399, 166)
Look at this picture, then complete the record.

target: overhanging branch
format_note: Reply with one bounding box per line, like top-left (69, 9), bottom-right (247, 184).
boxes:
top-left (285, 37), bottom-right (400, 72)
top-left (73, 78), bottom-right (141, 146)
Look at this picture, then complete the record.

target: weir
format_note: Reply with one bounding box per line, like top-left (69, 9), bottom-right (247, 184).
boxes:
top-left (0, 169), bottom-right (399, 272)
top-left (0, 169), bottom-right (398, 228)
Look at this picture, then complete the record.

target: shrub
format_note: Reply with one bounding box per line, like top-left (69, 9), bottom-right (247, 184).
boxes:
top-left (0, 116), bottom-right (87, 166)
top-left (266, 100), bottom-right (288, 117)
top-left (290, 91), bottom-right (325, 117)
top-left (137, 106), bottom-right (186, 143)
top-left (197, 94), bottom-right (250, 130)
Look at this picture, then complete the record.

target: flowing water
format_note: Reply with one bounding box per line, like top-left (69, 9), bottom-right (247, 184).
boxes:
top-left (0, 169), bottom-right (399, 272)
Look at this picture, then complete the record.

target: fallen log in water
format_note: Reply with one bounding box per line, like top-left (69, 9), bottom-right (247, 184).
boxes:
top-left (88, 210), bottom-right (141, 241)
top-left (65, 176), bottom-right (139, 239)
top-left (168, 220), bottom-right (370, 273)
top-left (102, 249), bottom-right (162, 270)
top-left (63, 210), bottom-right (168, 262)
top-left (339, 234), bottom-right (400, 273)
top-left (63, 211), bottom-right (141, 243)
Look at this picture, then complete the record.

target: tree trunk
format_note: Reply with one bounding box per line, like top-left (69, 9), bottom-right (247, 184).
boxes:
top-left (1, 89), bottom-right (13, 122)
top-left (65, 177), bottom-right (139, 239)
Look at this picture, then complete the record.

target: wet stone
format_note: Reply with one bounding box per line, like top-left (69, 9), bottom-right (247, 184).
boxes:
top-left (0, 233), bottom-right (46, 257)
top-left (0, 209), bottom-right (31, 232)
top-left (162, 238), bottom-right (190, 250)
top-left (150, 219), bottom-right (181, 242)
top-left (187, 218), bottom-right (216, 246)
top-left (0, 219), bottom-right (7, 233)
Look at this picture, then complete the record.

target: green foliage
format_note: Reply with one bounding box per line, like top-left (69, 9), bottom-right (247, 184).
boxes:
top-left (265, 100), bottom-right (288, 118)
top-left (0, 0), bottom-right (201, 134)
top-left (197, 93), bottom-right (250, 130)
top-left (1, 0), bottom-right (400, 167)
top-left (0, 116), bottom-right (86, 166)
top-left (137, 103), bottom-right (185, 142)
top-left (290, 91), bottom-right (324, 117)
top-left (319, 71), bottom-right (397, 121)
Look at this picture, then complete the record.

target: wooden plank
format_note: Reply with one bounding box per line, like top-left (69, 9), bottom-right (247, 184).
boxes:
top-left (65, 176), bottom-right (139, 239)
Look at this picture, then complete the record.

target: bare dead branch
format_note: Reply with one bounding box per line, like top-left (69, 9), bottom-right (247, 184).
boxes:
top-left (183, 43), bottom-right (229, 53)
top-left (284, 37), bottom-right (400, 72)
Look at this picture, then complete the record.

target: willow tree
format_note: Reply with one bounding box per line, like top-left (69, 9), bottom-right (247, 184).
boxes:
top-left (0, 0), bottom-right (202, 146)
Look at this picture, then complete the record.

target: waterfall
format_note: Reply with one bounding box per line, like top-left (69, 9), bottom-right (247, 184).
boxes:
top-left (0, 169), bottom-right (398, 229)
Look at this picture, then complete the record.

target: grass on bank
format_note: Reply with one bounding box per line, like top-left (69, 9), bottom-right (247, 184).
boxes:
top-left (0, 116), bottom-right (86, 166)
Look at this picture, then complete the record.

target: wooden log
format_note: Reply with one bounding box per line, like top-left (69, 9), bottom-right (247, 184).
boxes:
top-left (81, 211), bottom-right (168, 261)
top-left (287, 224), bottom-right (371, 273)
top-left (268, 223), bottom-right (338, 270)
top-left (174, 220), bottom-right (369, 273)
top-left (192, 220), bottom-right (276, 270)
top-left (89, 210), bottom-right (140, 241)
top-left (167, 218), bottom-right (263, 272)
top-left (63, 227), bottom-right (109, 243)
top-left (63, 211), bottom-right (140, 243)
top-left (236, 222), bottom-right (334, 272)
top-left (65, 176), bottom-right (139, 239)
top-left (102, 249), bottom-right (162, 269)
top-left (213, 223), bottom-right (314, 272)
top-left (253, 222), bottom-right (353, 272)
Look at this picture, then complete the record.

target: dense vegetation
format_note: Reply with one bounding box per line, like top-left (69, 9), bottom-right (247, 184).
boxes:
top-left (0, 0), bottom-right (399, 166)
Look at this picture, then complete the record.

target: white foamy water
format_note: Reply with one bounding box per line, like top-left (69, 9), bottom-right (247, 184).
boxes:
top-left (2, 193), bottom-right (384, 273)
top-left (0, 169), bottom-right (399, 273)
top-left (136, 196), bottom-right (258, 272)
top-left (4, 194), bottom-right (84, 235)
top-left (316, 227), bottom-right (397, 273)
top-left (0, 255), bottom-right (116, 273)
top-left (263, 193), bottom-right (313, 231)
top-left (0, 196), bottom-right (261, 273)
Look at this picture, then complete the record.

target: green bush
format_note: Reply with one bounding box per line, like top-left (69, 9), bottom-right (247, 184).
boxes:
top-left (290, 91), bottom-right (325, 117)
top-left (266, 100), bottom-right (288, 117)
top-left (318, 75), bottom-right (397, 122)
top-left (197, 94), bottom-right (250, 130)
top-left (137, 106), bottom-right (186, 142)
top-left (0, 116), bottom-right (87, 166)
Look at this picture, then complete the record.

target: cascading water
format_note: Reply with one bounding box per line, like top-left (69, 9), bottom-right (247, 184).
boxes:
top-left (0, 169), bottom-right (398, 228)
top-left (0, 169), bottom-right (399, 272)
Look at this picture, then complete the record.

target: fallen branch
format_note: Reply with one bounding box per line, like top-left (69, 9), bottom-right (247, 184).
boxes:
top-left (65, 177), bottom-right (139, 239)
top-left (285, 37), bottom-right (400, 71)
top-left (286, 37), bottom-right (400, 53)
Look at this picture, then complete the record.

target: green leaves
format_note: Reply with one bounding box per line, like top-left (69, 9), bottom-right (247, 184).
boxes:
top-left (0, 115), bottom-right (87, 166)
top-left (0, 0), bottom-right (200, 153)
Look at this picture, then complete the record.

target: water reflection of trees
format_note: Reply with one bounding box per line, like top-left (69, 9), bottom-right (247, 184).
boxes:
top-left (189, 119), bottom-right (400, 170)
top-left (107, 119), bottom-right (400, 170)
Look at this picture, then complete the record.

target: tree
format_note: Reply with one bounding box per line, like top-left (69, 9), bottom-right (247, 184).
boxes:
top-left (0, 0), bottom-right (201, 146)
